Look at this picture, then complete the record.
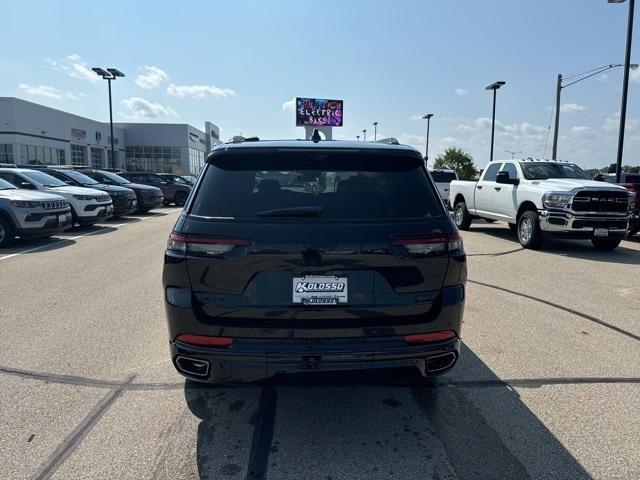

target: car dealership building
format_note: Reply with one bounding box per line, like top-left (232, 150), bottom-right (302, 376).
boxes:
top-left (0, 97), bottom-right (221, 175)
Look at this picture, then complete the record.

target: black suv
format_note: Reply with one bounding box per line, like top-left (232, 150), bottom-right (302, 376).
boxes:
top-left (120, 172), bottom-right (191, 206)
top-left (46, 168), bottom-right (138, 217)
top-left (78, 169), bottom-right (164, 213)
top-left (163, 139), bottom-right (466, 383)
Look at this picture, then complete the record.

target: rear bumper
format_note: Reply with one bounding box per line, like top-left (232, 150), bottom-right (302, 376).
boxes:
top-left (170, 336), bottom-right (460, 383)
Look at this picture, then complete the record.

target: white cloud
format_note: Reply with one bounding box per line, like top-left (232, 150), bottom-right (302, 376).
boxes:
top-left (282, 98), bottom-right (295, 112)
top-left (166, 83), bottom-right (236, 99)
top-left (120, 97), bottom-right (177, 119)
top-left (46, 54), bottom-right (99, 82)
top-left (454, 88), bottom-right (468, 96)
top-left (18, 83), bottom-right (85, 100)
top-left (560, 103), bottom-right (587, 113)
top-left (135, 66), bottom-right (168, 89)
top-left (631, 68), bottom-right (640, 83)
top-left (570, 126), bottom-right (596, 138)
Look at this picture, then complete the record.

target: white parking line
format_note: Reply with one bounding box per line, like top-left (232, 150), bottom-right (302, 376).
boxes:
top-left (0, 209), bottom-right (181, 261)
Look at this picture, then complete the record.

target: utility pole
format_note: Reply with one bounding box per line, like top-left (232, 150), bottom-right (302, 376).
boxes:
top-left (552, 73), bottom-right (562, 160)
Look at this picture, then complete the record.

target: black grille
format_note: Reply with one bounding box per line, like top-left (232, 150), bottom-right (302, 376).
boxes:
top-left (40, 200), bottom-right (67, 210)
top-left (572, 219), bottom-right (628, 230)
top-left (572, 191), bottom-right (629, 213)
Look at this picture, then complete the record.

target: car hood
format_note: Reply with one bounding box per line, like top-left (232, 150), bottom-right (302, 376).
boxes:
top-left (84, 183), bottom-right (133, 194)
top-left (530, 179), bottom-right (629, 192)
top-left (0, 189), bottom-right (67, 202)
top-left (125, 183), bottom-right (163, 194)
top-left (44, 186), bottom-right (107, 196)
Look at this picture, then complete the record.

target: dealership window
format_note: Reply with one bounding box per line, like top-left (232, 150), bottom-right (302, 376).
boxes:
top-left (0, 144), bottom-right (13, 163)
top-left (189, 147), bottom-right (205, 176)
top-left (17, 144), bottom-right (63, 165)
top-left (125, 145), bottom-right (181, 173)
top-left (91, 147), bottom-right (104, 169)
top-left (71, 144), bottom-right (87, 166)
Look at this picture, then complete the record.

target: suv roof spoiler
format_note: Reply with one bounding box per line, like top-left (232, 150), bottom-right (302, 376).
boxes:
top-left (376, 138), bottom-right (400, 145)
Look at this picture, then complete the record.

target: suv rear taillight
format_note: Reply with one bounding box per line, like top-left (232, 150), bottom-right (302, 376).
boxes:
top-left (390, 234), bottom-right (464, 256)
top-left (167, 232), bottom-right (250, 256)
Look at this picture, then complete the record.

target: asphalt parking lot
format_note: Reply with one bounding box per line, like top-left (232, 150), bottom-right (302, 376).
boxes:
top-left (1, 210), bottom-right (639, 480)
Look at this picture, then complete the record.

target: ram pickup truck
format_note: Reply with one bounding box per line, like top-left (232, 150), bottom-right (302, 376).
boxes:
top-left (449, 159), bottom-right (634, 250)
top-left (603, 173), bottom-right (639, 236)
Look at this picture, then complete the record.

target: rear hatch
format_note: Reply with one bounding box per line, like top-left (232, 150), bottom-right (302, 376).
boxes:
top-left (172, 146), bottom-right (460, 331)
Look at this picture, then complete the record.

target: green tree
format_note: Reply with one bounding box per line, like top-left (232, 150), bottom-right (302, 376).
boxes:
top-left (433, 147), bottom-right (478, 180)
top-left (607, 163), bottom-right (617, 173)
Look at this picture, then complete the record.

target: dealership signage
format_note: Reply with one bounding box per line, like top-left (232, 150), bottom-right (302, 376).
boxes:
top-left (71, 128), bottom-right (87, 140)
top-left (296, 98), bottom-right (343, 127)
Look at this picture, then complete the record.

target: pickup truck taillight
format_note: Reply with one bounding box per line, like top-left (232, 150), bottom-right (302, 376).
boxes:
top-left (167, 233), bottom-right (250, 256)
top-left (390, 234), bottom-right (464, 256)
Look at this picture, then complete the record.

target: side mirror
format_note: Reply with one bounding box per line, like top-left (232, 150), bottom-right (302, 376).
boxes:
top-left (496, 171), bottom-right (520, 186)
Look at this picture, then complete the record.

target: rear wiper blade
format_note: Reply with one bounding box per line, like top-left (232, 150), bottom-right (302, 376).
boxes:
top-left (256, 206), bottom-right (323, 217)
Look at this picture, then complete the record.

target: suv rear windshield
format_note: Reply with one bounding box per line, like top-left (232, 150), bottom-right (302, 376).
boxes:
top-left (430, 171), bottom-right (457, 183)
top-left (189, 150), bottom-right (444, 220)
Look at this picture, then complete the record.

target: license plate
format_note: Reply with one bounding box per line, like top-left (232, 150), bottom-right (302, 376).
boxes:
top-left (594, 228), bottom-right (609, 237)
top-left (292, 275), bottom-right (348, 305)
top-left (58, 214), bottom-right (66, 224)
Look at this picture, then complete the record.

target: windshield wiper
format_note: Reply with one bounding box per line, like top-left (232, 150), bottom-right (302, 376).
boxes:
top-left (256, 206), bottom-right (323, 217)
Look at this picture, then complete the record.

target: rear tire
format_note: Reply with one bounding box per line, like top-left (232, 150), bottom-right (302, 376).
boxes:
top-left (517, 210), bottom-right (543, 249)
top-left (174, 192), bottom-right (187, 207)
top-left (0, 217), bottom-right (15, 248)
top-left (453, 201), bottom-right (472, 230)
top-left (591, 238), bottom-right (621, 250)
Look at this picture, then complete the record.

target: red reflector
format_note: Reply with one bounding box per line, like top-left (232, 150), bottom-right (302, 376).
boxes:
top-left (404, 330), bottom-right (456, 345)
top-left (169, 233), bottom-right (249, 246)
top-left (176, 334), bottom-right (234, 347)
top-left (390, 236), bottom-right (452, 245)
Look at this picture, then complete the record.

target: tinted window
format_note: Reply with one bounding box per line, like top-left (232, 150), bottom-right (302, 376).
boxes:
top-left (430, 171), bottom-right (457, 183)
top-left (0, 177), bottom-right (17, 189)
top-left (21, 170), bottom-right (67, 187)
top-left (59, 170), bottom-right (100, 185)
top-left (190, 151), bottom-right (444, 220)
top-left (520, 162), bottom-right (589, 180)
top-left (483, 163), bottom-right (501, 182)
top-left (96, 171), bottom-right (132, 185)
top-left (501, 163), bottom-right (519, 179)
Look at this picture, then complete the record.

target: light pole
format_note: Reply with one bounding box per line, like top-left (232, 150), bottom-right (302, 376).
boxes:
top-left (362, 129), bottom-right (367, 141)
top-left (485, 81), bottom-right (506, 163)
top-left (609, 0), bottom-right (636, 182)
top-left (356, 135), bottom-right (360, 141)
top-left (92, 67), bottom-right (125, 169)
top-left (373, 122), bottom-right (378, 141)
top-left (505, 150), bottom-right (523, 159)
top-left (551, 63), bottom-right (637, 160)
top-left (422, 114), bottom-right (434, 162)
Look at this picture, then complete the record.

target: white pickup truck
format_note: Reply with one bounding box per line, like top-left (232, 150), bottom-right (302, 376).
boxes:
top-left (449, 159), bottom-right (634, 250)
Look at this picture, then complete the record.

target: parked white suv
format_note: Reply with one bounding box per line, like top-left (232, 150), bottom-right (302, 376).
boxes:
top-left (0, 168), bottom-right (113, 226)
top-left (429, 169), bottom-right (458, 207)
top-left (449, 159), bottom-right (633, 250)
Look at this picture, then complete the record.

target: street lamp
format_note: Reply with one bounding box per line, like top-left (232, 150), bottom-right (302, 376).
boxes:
top-left (551, 63), bottom-right (637, 160)
top-left (362, 129), bottom-right (367, 141)
top-left (356, 135), bottom-right (360, 141)
top-left (505, 150), bottom-right (523, 159)
top-left (422, 114), bottom-right (434, 162)
top-left (92, 67), bottom-right (125, 169)
top-left (485, 81), bottom-right (506, 162)
top-left (609, 0), bottom-right (636, 182)
top-left (373, 122), bottom-right (378, 141)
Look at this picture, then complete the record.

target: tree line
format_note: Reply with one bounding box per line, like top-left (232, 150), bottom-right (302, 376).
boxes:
top-left (432, 147), bottom-right (640, 180)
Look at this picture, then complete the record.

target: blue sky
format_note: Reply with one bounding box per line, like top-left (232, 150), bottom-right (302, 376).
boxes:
top-left (2, 0), bottom-right (639, 168)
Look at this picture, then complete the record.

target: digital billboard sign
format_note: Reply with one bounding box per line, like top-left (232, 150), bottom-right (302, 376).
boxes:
top-left (296, 97), bottom-right (343, 127)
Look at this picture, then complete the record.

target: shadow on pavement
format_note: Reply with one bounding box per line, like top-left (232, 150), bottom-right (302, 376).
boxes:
top-left (99, 216), bottom-right (141, 225)
top-left (183, 343), bottom-right (589, 480)
top-left (471, 224), bottom-right (640, 265)
top-left (1, 236), bottom-right (75, 255)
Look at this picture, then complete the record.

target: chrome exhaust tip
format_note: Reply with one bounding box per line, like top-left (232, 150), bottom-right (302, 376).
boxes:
top-left (426, 351), bottom-right (457, 373)
top-left (175, 355), bottom-right (210, 378)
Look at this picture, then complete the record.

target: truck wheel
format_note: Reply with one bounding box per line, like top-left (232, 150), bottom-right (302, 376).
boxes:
top-left (517, 211), bottom-right (543, 249)
top-left (591, 238), bottom-right (621, 250)
top-left (0, 217), bottom-right (15, 248)
top-left (453, 201), bottom-right (472, 230)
